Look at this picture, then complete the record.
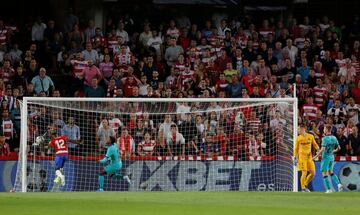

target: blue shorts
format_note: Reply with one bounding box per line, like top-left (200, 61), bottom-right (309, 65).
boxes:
top-left (104, 162), bottom-right (122, 175)
top-left (55, 155), bottom-right (68, 169)
top-left (320, 158), bottom-right (335, 172)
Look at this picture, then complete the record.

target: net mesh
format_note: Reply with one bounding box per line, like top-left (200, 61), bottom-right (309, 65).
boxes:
top-left (15, 98), bottom-right (296, 192)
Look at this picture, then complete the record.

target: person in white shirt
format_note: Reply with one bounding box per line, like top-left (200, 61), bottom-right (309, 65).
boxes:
top-left (176, 102), bottom-right (191, 121)
top-left (270, 110), bottom-right (286, 129)
top-left (147, 30), bottom-right (163, 57)
top-left (166, 124), bottom-right (185, 156)
top-left (32, 16), bottom-right (47, 41)
top-left (115, 22), bottom-right (129, 43)
top-left (282, 39), bottom-right (298, 63)
top-left (346, 97), bottom-right (360, 125)
top-left (159, 114), bottom-right (176, 139)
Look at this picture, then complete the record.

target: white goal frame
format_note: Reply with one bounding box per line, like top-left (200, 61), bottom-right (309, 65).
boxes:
top-left (19, 97), bottom-right (298, 192)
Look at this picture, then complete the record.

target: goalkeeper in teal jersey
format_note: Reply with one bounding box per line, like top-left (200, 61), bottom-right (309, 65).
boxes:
top-left (98, 136), bottom-right (131, 192)
top-left (313, 124), bottom-right (343, 193)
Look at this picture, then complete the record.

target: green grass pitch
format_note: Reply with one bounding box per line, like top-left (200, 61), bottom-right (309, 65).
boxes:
top-left (1, 192), bottom-right (359, 215)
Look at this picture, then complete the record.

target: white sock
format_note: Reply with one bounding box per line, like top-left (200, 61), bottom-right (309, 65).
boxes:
top-left (55, 170), bottom-right (63, 177)
top-left (123, 176), bottom-right (131, 184)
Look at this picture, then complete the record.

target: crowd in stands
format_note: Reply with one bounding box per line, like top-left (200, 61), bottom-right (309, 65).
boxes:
top-left (0, 9), bottom-right (360, 158)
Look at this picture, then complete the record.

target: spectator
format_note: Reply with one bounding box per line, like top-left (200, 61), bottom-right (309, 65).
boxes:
top-left (31, 67), bottom-right (55, 95)
top-left (106, 78), bottom-right (120, 97)
top-left (256, 58), bottom-right (272, 81)
top-left (0, 136), bottom-right (10, 156)
top-left (346, 97), bottom-right (360, 125)
top-left (137, 132), bottom-right (156, 156)
top-left (313, 78), bottom-right (327, 109)
top-left (82, 42), bottom-right (99, 65)
top-left (99, 54), bottom-right (114, 85)
top-left (51, 111), bottom-right (65, 134)
top-left (84, 20), bottom-right (96, 42)
top-left (321, 51), bottom-right (337, 74)
top-left (31, 16), bottom-right (46, 42)
top-left (296, 58), bottom-right (310, 83)
top-left (154, 134), bottom-right (167, 156)
top-left (166, 20), bottom-right (180, 39)
top-left (133, 118), bottom-right (146, 145)
top-left (114, 44), bottom-right (132, 68)
top-left (270, 110), bottom-right (286, 128)
top-left (116, 22), bottom-right (129, 43)
top-left (91, 28), bottom-right (106, 50)
top-left (348, 127), bottom-right (360, 155)
top-left (139, 24), bottom-right (152, 47)
top-left (13, 66), bottom-right (27, 89)
top-left (64, 8), bottom-right (79, 34)
top-left (165, 37), bottom-right (184, 67)
top-left (118, 127), bottom-right (135, 159)
top-left (122, 75), bottom-right (140, 97)
top-left (158, 114), bottom-right (175, 137)
top-left (9, 43), bottom-right (22, 65)
top-left (1, 108), bottom-right (16, 152)
top-left (1, 87), bottom-right (16, 111)
top-left (213, 127), bottom-right (228, 156)
top-left (68, 24), bottom-right (84, 49)
top-left (85, 77), bottom-right (105, 97)
top-left (147, 29), bottom-right (163, 57)
top-left (335, 127), bottom-right (349, 156)
top-left (83, 59), bottom-right (101, 85)
top-left (0, 59), bottom-right (15, 84)
top-left (246, 133), bottom-right (264, 157)
top-left (106, 112), bottom-right (123, 136)
top-left (110, 68), bottom-right (123, 89)
top-left (338, 59), bottom-right (356, 83)
top-left (61, 117), bottom-right (81, 155)
top-left (96, 119), bottom-right (115, 153)
top-left (327, 99), bottom-right (347, 122)
top-left (166, 124), bottom-right (185, 156)
top-left (228, 74), bottom-right (244, 98)
top-left (200, 135), bottom-right (219, 157)
top-left (282, 39), bottom-right (298, 63)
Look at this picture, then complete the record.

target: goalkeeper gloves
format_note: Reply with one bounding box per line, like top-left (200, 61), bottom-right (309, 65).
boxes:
top-left (99, 157), bottom-right (109, 163)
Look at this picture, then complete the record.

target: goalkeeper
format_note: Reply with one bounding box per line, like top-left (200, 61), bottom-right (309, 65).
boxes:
top-left (294, 123), bottom-right (319, 192)
top-left (98, 136), bottom-right (131, 192)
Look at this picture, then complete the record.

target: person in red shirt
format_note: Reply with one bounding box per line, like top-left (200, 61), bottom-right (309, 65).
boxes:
top-left (91, 27), bottom-right (107, 50)
top-left (122, 75), bottom-right (140, 97)
top-left (0, 136), bottom-right (10, 156)
top-left (118, 127), bottom-right (135, 160)
top-left (178, 28), bottom-right (191, 50)
top-left (351, 80), bottom-right (360, 104)
top-left (215, 73), bottom-right (229, 92)
top-left (228, 124), bottom-right (246, 158)
top-left (47, 125), bottom-right (69, 186)
top-left (215, 48), bottom-right (231, 72)
top-left (213, 127), bottom-right (228, 156)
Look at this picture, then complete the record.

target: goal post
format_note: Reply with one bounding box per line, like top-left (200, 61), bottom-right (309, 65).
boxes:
top-left (15, 97), bottom-right (298, 192)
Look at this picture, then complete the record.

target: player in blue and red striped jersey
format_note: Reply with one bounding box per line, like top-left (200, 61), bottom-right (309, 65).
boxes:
top-left (48, 125), bottom-right (69, 186)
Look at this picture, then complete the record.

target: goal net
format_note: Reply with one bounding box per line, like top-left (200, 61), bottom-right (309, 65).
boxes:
top-left (15, 97), bottom-right (297, 192)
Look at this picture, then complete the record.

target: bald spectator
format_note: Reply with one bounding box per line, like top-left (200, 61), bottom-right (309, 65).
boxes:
top-left (282, 39), bottom-right (298, 63)
top-left (31, 67), bottom-right (54, 95)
